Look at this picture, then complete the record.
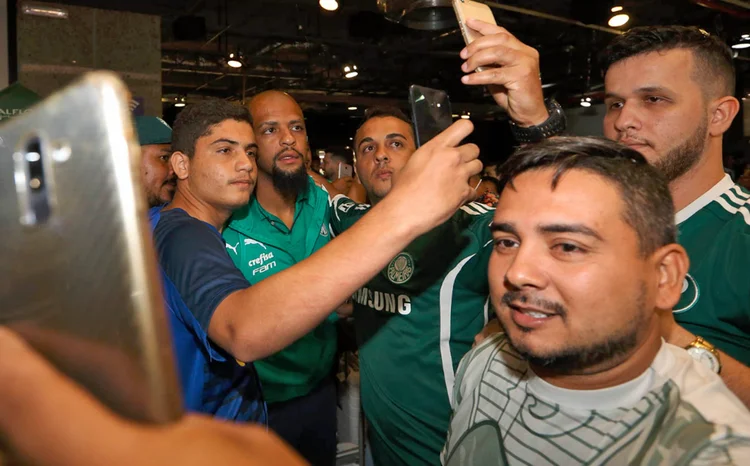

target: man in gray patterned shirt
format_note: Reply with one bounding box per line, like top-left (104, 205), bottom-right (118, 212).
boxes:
top-left (443, 137), bottom-right (750, 466)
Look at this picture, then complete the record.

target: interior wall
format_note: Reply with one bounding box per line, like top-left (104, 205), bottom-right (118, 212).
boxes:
top-left (16, 2), bottom-right (162, 115)
top-left (565, 103), bottom-right (605, 137)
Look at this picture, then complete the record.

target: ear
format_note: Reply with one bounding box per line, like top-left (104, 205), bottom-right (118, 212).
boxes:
top-left (651, 244), bottom-right (690, 311)
top-left (171, 151), bottom-right (190, 181)
top-left (708, 96), bottom-right (740, 137)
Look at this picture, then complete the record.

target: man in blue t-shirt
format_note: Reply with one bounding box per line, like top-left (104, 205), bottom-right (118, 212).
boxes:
top-left (149, 99), bottom-right (482, 423)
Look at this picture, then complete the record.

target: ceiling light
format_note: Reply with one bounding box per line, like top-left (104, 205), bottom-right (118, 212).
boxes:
top-left (22, 4), bottom-right (68, 18)
top-left (175, 97), bottom-right (186, 108)
top-left (460, 114), bottom-right (470, 120)
top-left (585, 97), bottom-right (592, 102)
top-left (611, 6), bottom-right (623, 13)
top-left (227, 52), bottom-right (243, 68)
top-left (320, 0), bottom-right (339, 11)
top-left (348, 106), bottom-right (357, 111)
top-left (732, 35), bottom-right (750, 50)
top-left (608, 13), bottom-right (629, 27)
top-left (343, 63), bottom-right (359, 79)
top-left (580, 98), bottom-right (592, 108)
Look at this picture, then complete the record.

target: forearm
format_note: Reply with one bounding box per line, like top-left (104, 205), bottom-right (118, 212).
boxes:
top-left (667, 324), bottom-right (750, 407)
top-left (214, 197), bottom-right (420, 361)
top-left (0, 328), bottom-right (139, 466)
top-left (718, 355), bottom-right (750, 407)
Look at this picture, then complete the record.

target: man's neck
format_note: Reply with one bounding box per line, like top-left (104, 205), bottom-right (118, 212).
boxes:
top-left (166, 187), bottom-right (231, 232)
top-left (255, 174), bottom-right (297, 227)
top-left (533, 321), bottom-right (662, 391)
top-left (369, 195), bottom-right (383, 207)
top-left (670, 140), bottom-right (725, 213)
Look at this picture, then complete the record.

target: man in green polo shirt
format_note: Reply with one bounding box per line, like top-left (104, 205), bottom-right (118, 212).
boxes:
top-left (223, 91), bottom-right (338, 465)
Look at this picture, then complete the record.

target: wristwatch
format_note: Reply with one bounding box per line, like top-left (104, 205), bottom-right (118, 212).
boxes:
top-left (685, 337), bottom-right (721, 374)
top-left (508, 99), bottom-right (567, 144)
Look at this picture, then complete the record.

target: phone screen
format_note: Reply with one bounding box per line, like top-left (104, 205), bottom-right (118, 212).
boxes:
top-left (409, 85), bottom-right (453, 148)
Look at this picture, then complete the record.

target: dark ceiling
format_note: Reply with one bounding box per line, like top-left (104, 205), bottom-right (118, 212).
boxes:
top-left (49, 0), bottom-right (750, 160)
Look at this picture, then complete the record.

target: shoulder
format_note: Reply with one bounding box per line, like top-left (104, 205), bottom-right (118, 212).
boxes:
top-left (455, 202), bottom-right (495, 242)
top-left (459, 201), bottom-right (495, 218)
top-left (330, 194), bottom-right (370, 213)
top-left (654, 343), bottom-right (750, 432)
top-left (308, 178), bottom-right (332, 202)
top-left (154, 210), bottom-right (223, 261)
top-left (708, 183), bottom-right (750, 235)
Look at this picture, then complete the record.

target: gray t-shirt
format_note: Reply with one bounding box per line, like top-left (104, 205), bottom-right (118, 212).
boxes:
top-left (442, 334), bottom-right (750, 465)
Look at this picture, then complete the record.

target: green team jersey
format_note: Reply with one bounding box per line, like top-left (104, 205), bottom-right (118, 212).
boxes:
top-left (674, 175), bottom-right (750, 365)
top-left (443, 333), bottom-right (750, 465)
top-left (223, 180), bottom-right (337, 404)
top-left (330, 195), bottom-right (495, 466)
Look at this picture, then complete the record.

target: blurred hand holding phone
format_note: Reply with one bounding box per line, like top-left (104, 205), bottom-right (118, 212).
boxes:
top-left (0, 72), bottom-right (182, 432)
top-left (337, 162), bottom-right (353, 179)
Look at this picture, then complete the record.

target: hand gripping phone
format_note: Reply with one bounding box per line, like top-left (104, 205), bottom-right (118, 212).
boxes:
top-left (453, 0), bottom-right (498, 72)
top-left (0, 72), bottom-right (183, 424)
top-left (409, 85), bottom-right (453, 148)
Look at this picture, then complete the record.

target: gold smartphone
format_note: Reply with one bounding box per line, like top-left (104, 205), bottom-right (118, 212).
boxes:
top-left (453, 0), bottom-right (498, 71)
top-left (0, 72), bottom-right (182, 424)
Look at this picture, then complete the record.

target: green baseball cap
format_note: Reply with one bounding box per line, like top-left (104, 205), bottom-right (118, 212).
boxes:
top-left (134, 116), bottom-right (172, 146)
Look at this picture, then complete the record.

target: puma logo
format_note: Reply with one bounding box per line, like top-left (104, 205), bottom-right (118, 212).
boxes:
top-left (225, 242), bottom-right (239, 255)
top-left (243, 238), bottom-right (267, 250)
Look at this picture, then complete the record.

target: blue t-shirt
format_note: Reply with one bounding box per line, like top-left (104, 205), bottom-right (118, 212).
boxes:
top-left (150, 206), bottom-right (266, 424)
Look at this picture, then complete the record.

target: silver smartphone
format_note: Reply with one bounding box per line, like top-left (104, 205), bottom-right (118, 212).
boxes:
top-left (0, 72), bottom-right (182, 424)
top-left (338, 162), bottom-right (353, 179)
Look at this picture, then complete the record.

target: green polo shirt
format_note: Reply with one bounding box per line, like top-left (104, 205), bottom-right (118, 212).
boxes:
top-left (223, 180), bottom-right (337, 403)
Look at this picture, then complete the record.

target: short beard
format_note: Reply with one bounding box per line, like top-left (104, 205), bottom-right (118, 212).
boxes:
top-left (653, 115), bottom-right (708, 182)
top-left (272, 161), bottom-right (308, 199)
top-left (500, 283), bottom-right (647, 375)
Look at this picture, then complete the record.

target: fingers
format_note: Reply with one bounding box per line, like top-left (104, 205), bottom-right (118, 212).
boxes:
top-left (457, 143), bottom-right (480, 163)
top-left (462, 45), bottom-right (525, 75)
top-left (424, 120), bottom-right (474, 149)
top-left (464, 18), bottom-right (507, 38)
top-left (462, 64), bottom-right (531, 88)
top-left (460, 22), bottom-right (529, 58)
top-left (464, 159), bottom-right (484, 179)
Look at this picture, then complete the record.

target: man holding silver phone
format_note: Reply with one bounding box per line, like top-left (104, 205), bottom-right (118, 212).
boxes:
top-left (459, 19), bottom-right (750, 406)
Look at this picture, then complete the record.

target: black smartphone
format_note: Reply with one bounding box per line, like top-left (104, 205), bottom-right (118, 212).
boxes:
top-left (409, 85), bottom-right (453, 148)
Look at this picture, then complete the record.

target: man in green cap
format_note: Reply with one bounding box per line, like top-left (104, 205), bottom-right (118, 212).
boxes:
top-left (134, 116), bottom-right (175, 207)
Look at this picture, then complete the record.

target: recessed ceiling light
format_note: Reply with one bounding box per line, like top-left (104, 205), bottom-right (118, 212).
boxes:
top-left (320, 0), bottom-right (338, 11)
top-left (608, 13), bottom-right (629, 28)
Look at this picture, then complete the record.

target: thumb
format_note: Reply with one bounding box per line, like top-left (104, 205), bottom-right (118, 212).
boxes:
top-left (420, 120), bottom-right (474, 150)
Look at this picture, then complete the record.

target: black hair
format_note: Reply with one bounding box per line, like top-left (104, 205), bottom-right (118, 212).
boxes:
top-left (356, 106), bottom-right (415, 140)
top-left (172, 98), bottom-right (252, 158)
top-left (500, 137), bottom-right (676, 256)
top-left (600, 25), bottom-right (735, 98)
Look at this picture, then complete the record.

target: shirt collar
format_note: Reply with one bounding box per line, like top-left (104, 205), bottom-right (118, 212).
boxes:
top-left (526, 341), bottom-right (668, 411)
top-left (675, 174), bottom-right (734, 225)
